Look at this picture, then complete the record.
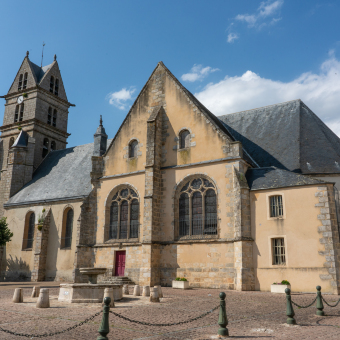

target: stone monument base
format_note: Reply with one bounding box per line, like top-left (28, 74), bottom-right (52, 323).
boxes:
top-left (58, 283), bottom-right (123, 303)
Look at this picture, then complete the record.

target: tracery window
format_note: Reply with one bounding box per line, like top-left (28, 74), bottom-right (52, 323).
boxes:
top-left (61, 208), bottom-right (73, 248)
top-left (179, 130), bottom-right (190, 149)
top-left (50, 76), bottom-right (54, 93)
top-left (18, 74), bottom-right (23, 91)
top-left (47, 107), bottom-right (52, 125)
top-left (179, 177), bottom-right (217, 237)
top-left (23, 73), bottom-right (28, 90)
top-left (23, 212), bottom-right (35, 249)
top-left (52, 109), bottom-right (57, 127)
top-left (42, 138), bottom-right (49, 158)
top-left (129, 140), bottom-right (138, 158)
top-left (109, 187), bottom-right (139, 240)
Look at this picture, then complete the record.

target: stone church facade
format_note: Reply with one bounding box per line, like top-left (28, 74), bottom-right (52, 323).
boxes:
top-left (1, 52), bottom-right (340, 294)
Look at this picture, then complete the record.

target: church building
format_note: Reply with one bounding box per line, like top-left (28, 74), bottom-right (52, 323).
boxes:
top-left (0, 52), bottom-right (340, 294)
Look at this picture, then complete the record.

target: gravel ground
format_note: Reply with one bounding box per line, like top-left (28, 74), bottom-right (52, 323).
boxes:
top-left (0, 283), bottom-right (340, 339)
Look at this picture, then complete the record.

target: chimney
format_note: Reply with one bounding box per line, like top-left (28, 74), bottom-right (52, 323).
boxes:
top-left (93, 115), bottom-right (108, 156)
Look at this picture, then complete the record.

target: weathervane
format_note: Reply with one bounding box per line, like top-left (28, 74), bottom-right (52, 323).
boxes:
top-left (41, 42), bottom-right (45, 67)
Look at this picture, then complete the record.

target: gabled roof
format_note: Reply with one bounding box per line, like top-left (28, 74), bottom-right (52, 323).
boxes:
top-left (105, 62), bottom-right (258, 167)
top-left (11, 130), bottom-right (28, 148)
top-left (5, 140), bottom-right (111, 207)
top-left (246, 166), bottom-right (327, 191)
top-left (219, 99), bottom-right (340, 174)
top-left (29, 60), bottom-right (53, 84)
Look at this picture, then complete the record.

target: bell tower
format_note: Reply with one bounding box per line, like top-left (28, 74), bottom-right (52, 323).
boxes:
top-left (0, 51), bottom-right (75, 216)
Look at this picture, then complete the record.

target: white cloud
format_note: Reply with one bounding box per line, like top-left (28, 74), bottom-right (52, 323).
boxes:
top-left (227, 33), bottom-right (239, 43)
top-left (181, 64), bottom-right (219, 82)
top-left (235, 0), bottom-right (284, 28)
top-left (195, 51), bottom-right (340, 136)
top-left (107, 87), bottom-right (136, 110)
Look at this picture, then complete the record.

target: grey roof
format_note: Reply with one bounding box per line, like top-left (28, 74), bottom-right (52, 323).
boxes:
top-left (5, 139), bottom-right (111, 207)
top-left (219, 99), bottom-right (340, 174)
top-left (12, 130), bottom-right (28, 148)
top-left (246, 167), bottom-right (327, 191)
top-left (29, 60), bottom-right (53, 84)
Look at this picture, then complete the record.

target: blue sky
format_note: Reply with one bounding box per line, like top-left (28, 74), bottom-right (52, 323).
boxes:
top-left (1, 0), bottom-right (340, 146)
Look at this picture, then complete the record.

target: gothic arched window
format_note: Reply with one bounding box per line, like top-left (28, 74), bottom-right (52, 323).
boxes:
top-left (61, 208), bottom-right (74, 248)
top-left (50, 76), bottom-right (54, 93)
top-left (52, 109), bottom-right (57, 127)
top-left (54, 79), bottom-right (59, 96)
top-left (51, 141), bottom-right (56, 151)
top-left (178, 177), bottom-right (217, 237)
top-left (129, 140), bottom-right (138, 158)
top-left (42, 138), bottom-right (49, 158)
top-left (47, 107), bottom-right (52, 125)
top-left (23, 73), bottom-right (28, 90)
top-left (23, 212), bottom-right (35, 249)
top-left (179, 130), bottom-right (190, 149)
top-left (18, 74), bottom-right (23, 91)
top-left (109, 187), bottom-right (139, 240)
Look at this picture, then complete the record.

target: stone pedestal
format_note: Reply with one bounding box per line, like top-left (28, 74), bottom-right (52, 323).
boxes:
top-left (133, 285), bottom-right (140, 296)
top-left (13, 288), bottom-right (23, 303)
top-left (150, 287), bottom-right (160, 303)
top-left (142, 285), bottom-right (150, 297)
top-left (58, 284), bottom-right (123, 303)
top-left (31, 286), bottom-right (40, 298)
top-left (123, 284), bottom-right (129, 295)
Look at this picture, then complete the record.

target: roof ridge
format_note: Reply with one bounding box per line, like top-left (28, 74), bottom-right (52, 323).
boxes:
top-left (220, 99), bottom-right (301, 117)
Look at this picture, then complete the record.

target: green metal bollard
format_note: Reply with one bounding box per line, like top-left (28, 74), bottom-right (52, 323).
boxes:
top-left (97, 297), bottom-right (111, 340)
top-left (316, 286), bottom-right (325, 316)
top-left (218, 292), bottom-right (229, 337)
top-left (285, 288), bottom-right (296, 325)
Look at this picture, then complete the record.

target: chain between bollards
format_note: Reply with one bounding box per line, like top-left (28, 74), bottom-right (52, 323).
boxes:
top-left (218, 292), bottom-right (229, 337)
top-left (97, 297), bottom-right (111, 340)
top-left (285, 288), bottom-right (296, 325)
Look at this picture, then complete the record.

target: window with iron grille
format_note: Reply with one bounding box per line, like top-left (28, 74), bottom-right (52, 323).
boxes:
top-left (270, 195), bottom-right (283, 217)
top-left (179, 130), bottom-right (190, 149)
top-left (272, 238), bottom-right (286, 265)
top-left (109, 187), bottom-right (139, 240)
top-left (18, 74), bottom-right (23, 91)
top-left (178, 177), bottom-right (217, 237)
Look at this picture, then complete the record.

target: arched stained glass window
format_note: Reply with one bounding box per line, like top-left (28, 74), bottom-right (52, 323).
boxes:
top-left (64, 209), bottom-right (73, 248)
top-left (179, 130), bottom-right (190, 149)
top-left (178, 177), bottom-right (217, 237)
top-left (129, 140), bottom-right (138, 158)
top-left (26, 213), bottom-right (35, 249)
top-left (109, 187), bottom-right (140, 240)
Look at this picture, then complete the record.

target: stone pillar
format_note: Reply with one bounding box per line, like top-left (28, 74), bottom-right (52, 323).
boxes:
top-left (31, 209), bottom-right (51, 282)
top-left (36, 288), bottom-right (50, 308)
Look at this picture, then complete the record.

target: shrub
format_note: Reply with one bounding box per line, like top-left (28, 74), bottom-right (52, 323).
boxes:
top-left (175, 277), bottom-right (187, 281)
top-left (0, 217), bottom-right (13, 247)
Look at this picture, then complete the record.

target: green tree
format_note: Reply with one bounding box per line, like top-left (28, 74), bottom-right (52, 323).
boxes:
top-left (0, 217), bottom-right (13, 247)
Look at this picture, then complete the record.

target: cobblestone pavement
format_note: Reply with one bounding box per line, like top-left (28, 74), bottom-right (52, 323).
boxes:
top-left (0, 283), bottom-right (340, 339)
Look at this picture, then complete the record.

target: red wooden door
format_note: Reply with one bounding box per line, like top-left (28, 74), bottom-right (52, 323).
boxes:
top-left (115, 251), bottom-right (126, 276)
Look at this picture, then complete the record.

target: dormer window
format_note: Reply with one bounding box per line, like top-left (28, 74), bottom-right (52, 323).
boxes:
top-left (179, 130), bottom-right (190, 149)
top-left (18, 74), bottom-right (23, 91)
top-left (52, 109), bottom-right (57, 127)
top-left (23, 73), bottom-right (28, 90)
top-left (50, 76), bottom-right (54, 93)
top-left (54, 79), bottom-right (59, 96)
top-left (129, 140), bottom-right (138, 158)
top-left (47, 107), bottom-right (52, 125)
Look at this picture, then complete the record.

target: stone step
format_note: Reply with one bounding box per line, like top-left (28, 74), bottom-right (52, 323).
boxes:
top-left (100, 276), bottom-right (135, 285)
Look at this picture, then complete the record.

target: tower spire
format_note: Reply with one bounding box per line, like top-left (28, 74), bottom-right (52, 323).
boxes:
top-left (41, 42), bottom-right (45, 67)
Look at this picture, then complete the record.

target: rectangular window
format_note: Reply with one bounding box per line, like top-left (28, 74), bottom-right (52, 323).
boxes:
top-left (272, 238), bottom-right (286, 265)
top-left (270, 195), bottom-right (283, 217)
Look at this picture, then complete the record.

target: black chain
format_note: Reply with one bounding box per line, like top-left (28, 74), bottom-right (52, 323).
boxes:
top-left (0, 310), bottom-right (102, 338)
top-left (291, 297), bottom-right (317, 309)
top-left (322, 297), bottom-right (340, 308)
top-left (110, 304), bottom-right (220, 326)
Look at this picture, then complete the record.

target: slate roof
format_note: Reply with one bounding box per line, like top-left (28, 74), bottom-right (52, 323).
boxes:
top-left (5, 140), bottom-right (111, 207)
top-left (219, 99), bottom-right (340, 174)
top-left (246, 167), bottom-right (327, 191)
top-left (12, 130), bottom-right (28, 148)
top-left (29, 60), bottom-right (53, 84)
